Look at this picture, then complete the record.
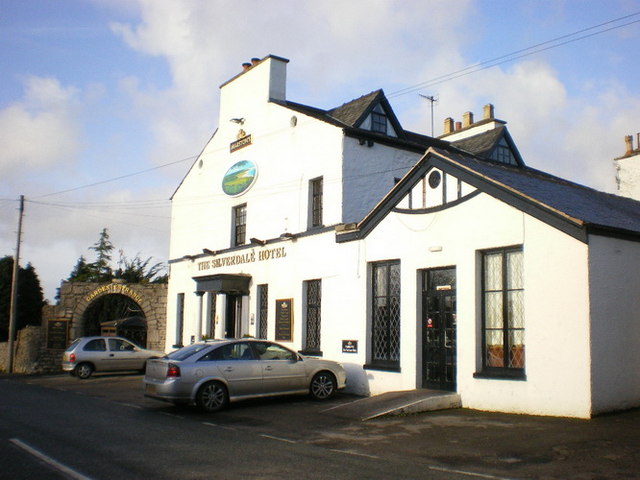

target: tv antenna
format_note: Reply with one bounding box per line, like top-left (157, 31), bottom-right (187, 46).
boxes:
top-left (419, 94), bottom-right (438, 137)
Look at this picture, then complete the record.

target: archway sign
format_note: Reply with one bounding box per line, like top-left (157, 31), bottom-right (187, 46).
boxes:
top-left (43, 280), bottom-right (167, 353)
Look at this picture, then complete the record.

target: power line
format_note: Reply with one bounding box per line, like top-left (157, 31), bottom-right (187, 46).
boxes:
top-left (36, 155), bottom-right (196, 198)
top-left (388, 11), bottom-right (640, 98)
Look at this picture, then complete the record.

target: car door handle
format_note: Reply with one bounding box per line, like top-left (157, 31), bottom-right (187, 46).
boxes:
top-left (224, 367), bottom-right (234, 372)
top-left (264, 366), bottom-right (273, 371)
top-left (109, 354), bottom-right (115, 357)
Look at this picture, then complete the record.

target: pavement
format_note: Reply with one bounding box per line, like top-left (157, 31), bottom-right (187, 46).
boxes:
top-left (324, 388), bottom-right (462, 420)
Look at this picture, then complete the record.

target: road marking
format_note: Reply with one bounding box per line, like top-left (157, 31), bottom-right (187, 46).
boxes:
top-left (259, 434), bottom-right (296, 444)
top-left (320, 397), bottom-right (370, 412)
top-left (202, 422), bottom-right (238, 431)
top-left (116, 402), bottom-right (142, 409)
top-left (428, 465), bottom-right (519, 480)
top-left (10, 438), bottom-right (93, 480)
top-left (158, 411), bottom-right (184, 419)
top-left (329, 448), bottom-right (380, 459)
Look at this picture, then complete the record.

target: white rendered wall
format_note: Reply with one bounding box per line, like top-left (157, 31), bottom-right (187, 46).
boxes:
top-left (342, 137), bottom-right (422, 223)
top-left (170, 104), bottom-right (344, 259)
top-left (615, 154), bottom-right (640, 200)
top-left (588, 234), bottom-right (640, 414)
top-left (360, 192), bottom-right (593, 417)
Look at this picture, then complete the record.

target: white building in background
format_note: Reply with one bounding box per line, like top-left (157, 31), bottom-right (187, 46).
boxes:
top-left (167, 55), bottom-right (640, 418)
top-left (615, 134), bottom-right (640, 199)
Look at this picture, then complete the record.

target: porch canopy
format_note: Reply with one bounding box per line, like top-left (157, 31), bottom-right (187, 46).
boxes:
top-left (193, 274), bottom-right (251, 295)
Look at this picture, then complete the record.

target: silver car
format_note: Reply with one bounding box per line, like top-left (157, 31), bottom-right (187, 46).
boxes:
top-left (143, 339), bottom-right (347, 412)
top-left (62, 336), bottom-right (165, 379)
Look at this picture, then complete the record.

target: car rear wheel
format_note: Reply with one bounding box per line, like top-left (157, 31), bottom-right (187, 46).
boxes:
top-left (75, 362), bottom-right (94, 379)
top-left (310, 371), bottom-right (336, 400)
top-left (196, 382), bottom-right (228, 412)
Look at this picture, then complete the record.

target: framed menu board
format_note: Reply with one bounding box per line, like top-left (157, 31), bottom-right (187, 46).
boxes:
top-left (275, 299), bottom-right (293, 341)
top-left (47, 319), bottom-right (69, 350)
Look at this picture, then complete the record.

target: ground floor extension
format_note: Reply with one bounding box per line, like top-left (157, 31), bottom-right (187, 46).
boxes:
top-left (168, 196), bottom-right (640, 418)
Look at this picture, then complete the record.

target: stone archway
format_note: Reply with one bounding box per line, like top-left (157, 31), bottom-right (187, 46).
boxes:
top-left (48, 280), bottom-right (167, 351)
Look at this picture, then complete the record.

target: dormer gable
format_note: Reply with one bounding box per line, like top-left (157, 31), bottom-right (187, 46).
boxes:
top-left (328, 90), bottom-right (403, 138)
top-left (452, 126), bottom-right (525, 167)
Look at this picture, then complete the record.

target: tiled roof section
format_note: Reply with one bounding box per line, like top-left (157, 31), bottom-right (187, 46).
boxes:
top-left (436, 148), bottom-right (640, 235)
top-left (451, 127), bottom-right (504, 157)
top-left (272, 94), bottom-right (452, 152)
top-left (327, 90), bottom-right (383, 127)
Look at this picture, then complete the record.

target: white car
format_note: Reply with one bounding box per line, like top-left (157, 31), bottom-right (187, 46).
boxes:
top-left (62, 336), bottom-right (164, 379)
top-left (144, 339), bottom-right (347, 412)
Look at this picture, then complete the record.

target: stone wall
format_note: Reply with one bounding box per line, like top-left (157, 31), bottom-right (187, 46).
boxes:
top-left (0, 326), bottom-right (44, 374)
top-left (1, 281), bottom-right (168, 375)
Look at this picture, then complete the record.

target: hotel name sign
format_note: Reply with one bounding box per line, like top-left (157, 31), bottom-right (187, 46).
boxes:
top-left (198, 246), bottom-right (286, 272)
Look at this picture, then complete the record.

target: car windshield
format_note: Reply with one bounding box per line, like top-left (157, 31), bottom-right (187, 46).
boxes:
top-left (165, 343), bottom-right (212, 361)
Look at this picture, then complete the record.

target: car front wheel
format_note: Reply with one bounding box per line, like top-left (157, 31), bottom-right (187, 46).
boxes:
top-left (196, 382), bottom-right (228, 412)
top-left (75, 363), bottom-right (94, 379)
top-left (310, 371), bottom-right (336, 400)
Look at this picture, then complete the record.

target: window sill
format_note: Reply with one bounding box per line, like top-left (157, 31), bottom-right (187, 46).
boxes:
top-left (364, 364), bottom-right (401, 373)
top-left (473, 369), bottom-right (526, 381)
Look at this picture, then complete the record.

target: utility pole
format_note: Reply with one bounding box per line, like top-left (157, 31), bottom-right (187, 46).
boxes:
top-left (7, 195), bottom-right (24, 374)
top-left (419, 94), bottom-right (438, 137)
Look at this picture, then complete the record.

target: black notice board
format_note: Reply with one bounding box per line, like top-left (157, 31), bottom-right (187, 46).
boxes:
top-left (47, 320), bottom-right (69, 350)
top-left (275, 299), bottom-right (293, 341)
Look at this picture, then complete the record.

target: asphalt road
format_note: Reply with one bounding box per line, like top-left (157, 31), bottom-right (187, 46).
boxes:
top-left (1, 373), bottom-right (639, 479)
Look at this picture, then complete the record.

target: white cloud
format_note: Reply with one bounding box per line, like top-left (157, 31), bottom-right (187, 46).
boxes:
top-left (0, 76), bottom-right (81, 178)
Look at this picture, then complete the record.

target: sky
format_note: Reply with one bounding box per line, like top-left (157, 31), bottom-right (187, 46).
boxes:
top-left (1, 0), bottom-right (639, 302)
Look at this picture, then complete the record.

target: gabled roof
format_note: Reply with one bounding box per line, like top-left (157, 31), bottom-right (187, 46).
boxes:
top-left (451, 126), bottom-right (525, 167)
top-left (271, 90), bottom-right (451, 153)
top-left (337, 147), bottom-right (640, 244)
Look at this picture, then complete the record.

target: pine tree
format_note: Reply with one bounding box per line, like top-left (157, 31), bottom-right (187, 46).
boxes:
top-left (0, 257), bottom-right (45, 341)
top-left (90, 228), bottom-right (114, 282)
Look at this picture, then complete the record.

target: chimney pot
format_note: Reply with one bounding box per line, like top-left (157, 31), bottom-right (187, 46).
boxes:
top-left (625, 135), bottom-right (633, 155)
top-left (455, 121), bottom-right (462, 131)
top-left (483, 104), bottom-right (495, 120)
top-left (462, 111), bottom-right (474, 128)
top-left (242, 62), bottom-right (251, 71)
top-left (251, 57), bottom-right (260, 65)
top-left (443, 117), bottom-right (454, 134)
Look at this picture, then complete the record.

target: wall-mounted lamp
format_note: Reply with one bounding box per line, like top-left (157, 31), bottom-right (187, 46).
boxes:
top-left (279, 232), bottom-right (297, 241)
top-left (250, 237), bottom-right (266, 246)
top-left (182, 254), bottom-right (196, 261)
top-left (230, 117), bottom-right (245, 125)
top-left (202, 248), bottom-right (216, 256)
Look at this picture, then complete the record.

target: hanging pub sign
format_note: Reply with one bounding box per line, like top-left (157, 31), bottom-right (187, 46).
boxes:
top-left (230, 130), bottom-right (252, 153)
top-left (222, 159), bottom-right (258, 196)
top-left (342, 340), bottom-right (358, 354)
top-left (47, 319), bottom-right (69, 350)
top-left (275, 299), bottom-right (293, 341)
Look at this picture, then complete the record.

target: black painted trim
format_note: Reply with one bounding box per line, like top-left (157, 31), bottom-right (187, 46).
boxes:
top-left (393, 190), bottom-right (482, 215)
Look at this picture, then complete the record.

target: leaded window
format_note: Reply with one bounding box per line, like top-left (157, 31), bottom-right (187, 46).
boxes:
top-left (371, 109), bottom-right (387, 134)
top-left (304, 279), bottom-right (322, 352)
top-left (232, 204), bottom-right (246, 246)
top-left (371, 261), bottom-right (401, 368)
top-left (258, 284), bottom-right (268, 339)
top-left (310, 177), bottom-right (323, 228)
top-left (175, 293), bottom-right (185, 348)
top-left (482, 247), bottom-right (525, 375)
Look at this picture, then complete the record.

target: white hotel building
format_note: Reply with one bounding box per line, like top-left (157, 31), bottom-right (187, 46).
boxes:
top-left (167, 55), bottom-right (640, 418)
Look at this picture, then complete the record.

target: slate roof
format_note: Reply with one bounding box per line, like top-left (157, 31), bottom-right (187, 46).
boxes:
top-left (451, 127), bottom-right (504, 158)
top-left (337, 147), bottom-right (640, 243)
top-left (328, 90), bottom-right (384, 127)
top-left (271, 90), bottom-right (451, 152)
top-left (433, 148), bottom-right (640, 238)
